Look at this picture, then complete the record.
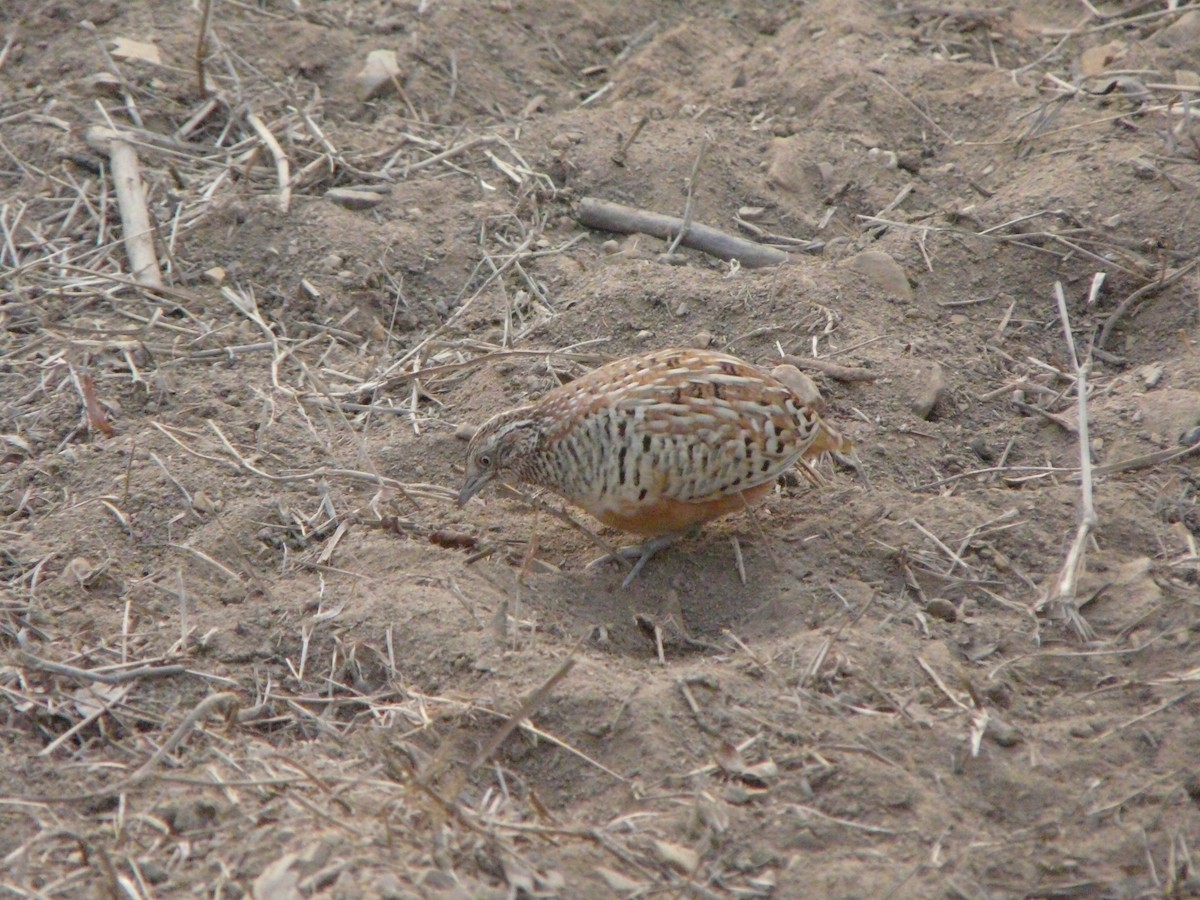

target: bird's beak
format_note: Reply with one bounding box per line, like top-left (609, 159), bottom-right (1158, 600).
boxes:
top-left (457, 472), bottom-right (491, 508)
top-left (834, 448), bottom-right (871, 489)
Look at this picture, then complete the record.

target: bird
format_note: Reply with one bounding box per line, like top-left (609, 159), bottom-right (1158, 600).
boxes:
top-left (457, 348), bottom-right (857, 586)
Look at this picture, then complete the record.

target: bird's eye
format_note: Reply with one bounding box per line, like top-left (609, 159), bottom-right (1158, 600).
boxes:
top-left (477, 453), bottom-right (492, 468)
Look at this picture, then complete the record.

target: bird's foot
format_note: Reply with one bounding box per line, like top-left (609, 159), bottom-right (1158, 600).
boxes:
top-left (587, 532), bottom-right (688, 587)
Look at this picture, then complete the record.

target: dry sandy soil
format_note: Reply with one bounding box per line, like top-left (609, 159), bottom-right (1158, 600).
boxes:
top-left (3, 0), bottom-right (1200, 897)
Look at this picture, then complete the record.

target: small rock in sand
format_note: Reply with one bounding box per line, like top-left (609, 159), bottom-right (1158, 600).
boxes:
top-left (847, 250), bottom-right (913, 300)
top-left (355, 49), bottom-right (401, 101)
top-left (910, 361), bottom-right (946, 419)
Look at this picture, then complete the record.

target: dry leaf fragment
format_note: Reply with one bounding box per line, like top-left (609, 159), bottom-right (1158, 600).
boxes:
top-left (595, 866), bottom-right (645, 892)
top-left (653, 839), bottom-right (700, 874)
top-left (749, 869), bottom-right (779, 891)
top-left (78, 372), bottom-right (116, 436)
top-left (1, 434), bottom-right (32, 458)
top-left (1097, 76), bottom-right (1151, 104)
top-left (110, 37), bottom-right (162, 65)
top-left (85, 72), bottom-right (123, 95)
top-left (355, 49), bottom-right (401, 101)
top-left (714, 739), bottom-right (779, 787)
top-left (501, 857), bottom-right (535, 895)
top-left (1079, 41), bottom-right (1125, 78)
top-left (252, 853), bottom-right (301, 900)
top-left (72, 683), bottom-right (130, 719)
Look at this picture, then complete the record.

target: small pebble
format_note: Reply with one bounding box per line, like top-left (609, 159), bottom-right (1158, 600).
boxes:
top-left (910, 361), bottom-right (946, 420)
top-left (59, 557), bottom-right (95, 588)
top-left (85, 72), bottom-right (123, 96)
top-left (815, 161), bottom-right (838, 189)
top-left (375, 874), bottom-right (414, 900)
top-left (969, 436), bottom-right (995, 461)
top-left (1138, 362), bottom-right (1164, 388)
top-left (925, 598), bottom-right (957, 622)
top-left (325, 188), bottom-right (383, 210)
top-left (1156, 9), bottom-right (1200, 47)
top-left (354, 49), bottom-right (401, 101)
top-left (549, 131), bottom-right (583, 149)
top-left (986, 717), bottom-right (1022, 747)
top-left (847, 250), bottom-right (913, 300)
top-left (723, 785), bottom-right (755, 805)
top-left (455, 423), bottom-right (477, 441)
top-left (601, 239), bottom-right (619, 255)
top-left (138, 861), bottom-right (170, 885)
top-left (867, 147), bottom-right (898, 169)
top-left (372, 16), bottom-right (408, 34)
top-left (1130, 157), bottom-right (1157, 180)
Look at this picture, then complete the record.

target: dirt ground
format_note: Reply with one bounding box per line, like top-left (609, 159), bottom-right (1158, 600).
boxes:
top-left (2, 0), bottom-right (1200, 896)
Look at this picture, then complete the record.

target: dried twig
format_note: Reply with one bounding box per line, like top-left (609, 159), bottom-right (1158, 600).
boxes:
top-left (665, 136), bottom-right (708, 255)
top-left (21, 692), bottom-right (241, 803)
top-left (611, 114), bottom-right (648, 166)
top-left (577, 196), bottom-right (790, 268)
top-left (194, 0), bottom-right (214, 96)
top-left (83, 126), bottom-right (163, 287)
top-left (17, 651), bottom-right (188, 684)
top-left (1037, 281), bottom-right (1096, 641)
top-left (1097, 256), bottom-right (1199, 350)
top-left (392, 135), bottom-right (499, 177)
top-left (246, 111), bottom-right (291, 212)
top-left (468, 657), bottom-right (575, 775)
top-left (778, 354), bottom-right (878, 383)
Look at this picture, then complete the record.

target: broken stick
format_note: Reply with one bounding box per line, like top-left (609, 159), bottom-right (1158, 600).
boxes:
top-left (576, 196), bottom-right (790, 268)
top-left (778, 354), bottom-right (878, 383)
top-left (84, 126), bottom-right (163, 288)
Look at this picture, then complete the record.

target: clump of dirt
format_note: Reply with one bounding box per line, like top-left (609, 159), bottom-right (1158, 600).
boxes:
top-left (2, 1), bottom-right (1199, 896)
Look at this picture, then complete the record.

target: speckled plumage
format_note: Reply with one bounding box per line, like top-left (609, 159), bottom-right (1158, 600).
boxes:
top-left (457, 349), bottom-right (854, 540)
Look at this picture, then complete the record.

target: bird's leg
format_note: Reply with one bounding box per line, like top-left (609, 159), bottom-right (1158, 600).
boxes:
top-left (587, 531), bottom-right (692, 587)
top-left (738, 495), bottom-right (780, 575)
top-left (620, 533), bottom-right (681, 587)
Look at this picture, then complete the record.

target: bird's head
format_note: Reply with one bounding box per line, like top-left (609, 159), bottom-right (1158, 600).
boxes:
top-left (457, 407), bottom-right (543, 507)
